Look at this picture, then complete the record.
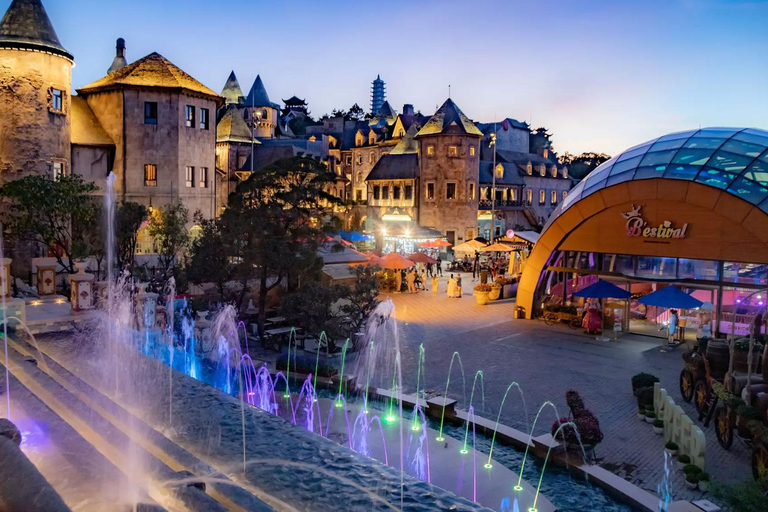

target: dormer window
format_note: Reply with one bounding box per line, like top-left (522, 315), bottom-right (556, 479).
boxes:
top-left (495, 164), bottom-right (504, 179)
top-left (369, 132), bottom-right (376, 145)
top-left (563, 167), bottom-right (568, 179)
top-left (396, 129), bottom-right (405, 137)
top-left (355, 132), bottom-right (364, 146)
top-left (539, 165), bottom-right (546, 177)
top-left (526, 163), bottom-right (533, 175)
top-left (551, 166), bottom-right (557, 177)
top-left (448, 146), bottom-right (458, 157)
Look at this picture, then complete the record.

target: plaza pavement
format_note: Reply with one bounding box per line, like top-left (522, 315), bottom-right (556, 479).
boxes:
top-left (387, 272), bottom-right (752, 504)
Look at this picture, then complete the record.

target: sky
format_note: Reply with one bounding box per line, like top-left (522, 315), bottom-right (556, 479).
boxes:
top-left (20, 0), bottom-right (768, 156)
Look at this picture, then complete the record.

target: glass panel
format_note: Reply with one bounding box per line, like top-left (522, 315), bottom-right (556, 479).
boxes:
top-left (583, 164), bottom-right (612, 187)
top-left (695, 167), bottom-right (737, 189)
top-left (634, 165), bottom-right (667, 180)
top-left (678, 259), bottom-right (720, 280)
top-left (610, 155), bottom-right (643, 175)
top-left (720, 138), bottom-right (766, 158)
top-left (759, 196), bottom-right (768, 215)
top-left (723, 262), bottom-right (768, 285)
top-left (683, 137), bottom-right (726, 150)
top-left (719, 287), bottom-right (764, 337)
top-left (727, 177), bottom-right (768, 205)
top-left (743, 158), bottom-right (768, 185)
top-left (649, 137), bottom-right (691, 152)
top-left (664, 164), bottom-right (699, 180)
top-left (640, 150), bottom-right (677, 167)
top-left (656, 129), bottom-right (698, 142)
top-left (573, 252), bottom-right (597, 270)
top-left (583, 178), bottom-right (607, 197)
top-left (617, 142), bottom-right (655, 162)
top-left (672, 148), bottom-right (715, 166)
top-left (636, 256), bottom-right (676, 278)
top-left (606, 170), bottom-right (635, 186)
top-left (693, 128), bottom-right (741, 139)
top-left (707, 150), bottom-right (754, 172)
top-left (602, 254), bottom-right (634, 275)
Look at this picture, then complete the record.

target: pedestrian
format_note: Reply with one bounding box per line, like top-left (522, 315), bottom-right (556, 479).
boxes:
top-left (395, 270), bottom-right (403, 293)
top-left (473, 251), bottom-right (479, 280)
top-left (436, 260), bottom-right (443, 277)
top-left (455, 274), bottom-right (462, 298)
top-left (447, 274), bottom-right (456, 298)
top-left (751, 311), bottom-right (764, 342)
top-left (426, 262), bottom-right (433, 278)
top-left (406, 269), bottom-right (416, 294)
top-left (664, 309), bottom-right (678, 352)
top-left (420, 269), bottom-right (427, 290)
top-left (431, 274), bottom-right (439, 295)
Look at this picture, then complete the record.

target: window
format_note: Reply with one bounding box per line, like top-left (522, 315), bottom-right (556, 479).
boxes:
top-left (526, 189), bottom-right (533, 204)
top-left (563, 168), bottom-right (568, 179)
top-left (345, 155), bottom-right (352, 166)
top-left (356, 153), bottom-right (362, 165)
top-left (144, 102), bottom-right (158, 124)
top-left (52, 162), bottom-right (65, 180)
top-left (510, 188), bottom-right (516, 201)
top-left (369, 132), bottom-right (376, 145)
top-left (539, 166), bottom-right (546, 177)
top-left (448, 145), bottom-right (458, 157)
top-left (405, 185), bottom-right (413, 200)
top-left (427, 145), bottom-right (435, 156)
top-left (539, 189), bottom-right (545, 204)
top-left (355, 189), bottom-right (362, 201)
top-left (335, 164), bottom-right (341, 174)
top-left (551, 190), bottom-right (557, 204)
top-left (185, 166), bottom-right (195, 187)
top-left (467, 229), bottom-right (475, 240)
top-left (369, 152), bottom-right (375, 164)
top-left (426, 182), bottom-right (435, 200)
top-left (199, 167), bottom-right (208, 188)
top-left (562, 190), bottom-right (568, 201)
top-left (50, 88), bottom-right (63, 112)
top-left (551, 167), bottom-right (558, 177)
top-left (356, 171), bottom-right (362, 182)
top-left (468, 182), bottom-right (475, 200)
top-left (382, 186), bottom-right (389, 200)
top-left (355, 133), bottom-right (363, 146)
top-left (200, 108), bottom-right (209, 130)
top-left (144, 164), bottom-right (157, 186)
top-left (373, 186), bottom-right (380, 200)
top-left (495, 164), bottom-right (504, 179)
top-left (391, 186), bottom-right (400, 200)
top-left (446, 182), bottom-right (457, 200)
top-left (185, 106), bottom-right (195, 128)
top-left (469, 146), bottom-right (476, 157)
top-left (526, 163), bottom-right (533, 175)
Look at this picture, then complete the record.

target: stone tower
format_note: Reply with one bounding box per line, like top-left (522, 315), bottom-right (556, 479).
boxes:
top-left (415, 98), bottom-right (483, 245)
top-left (0, 0), bottom-right (73, 180)
top-left (244, 75), bottom-right (277, 138)
top-left (370, 75), bottom-right (385, 114)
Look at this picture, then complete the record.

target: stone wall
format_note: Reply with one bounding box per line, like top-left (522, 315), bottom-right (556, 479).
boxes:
top-left (417, 134), bottom-right (480, 244)
top-left (0, 49), bottom-right (72, 181)
top-left (494, 126), bottom-right (529, 153)
top-left (71, 145), bottom-right (111, 184)
top-left (176, 92), bottom-right (218, 219)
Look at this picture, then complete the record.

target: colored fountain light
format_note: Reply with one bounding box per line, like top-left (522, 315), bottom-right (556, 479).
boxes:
top-left (483, 463), bottom-right (492, 469)
top-left (514, 485), bottom-right (524, 492)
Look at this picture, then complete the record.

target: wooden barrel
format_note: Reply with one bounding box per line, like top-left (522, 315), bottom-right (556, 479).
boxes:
top-left (733, 347), bottom-right (763, 373)
top-left (706, 339), bottom-right (730, 380)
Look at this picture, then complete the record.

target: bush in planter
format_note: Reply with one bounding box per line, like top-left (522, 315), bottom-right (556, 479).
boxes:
top-left (698, 472), bottom-right (710, 492)
top-left (551, 410), bottom-right (604, 447)
top-left (665, 441), bottom-right (679, 452)
top-left (632, 373), bottom-right (659, 392)
top-left (677, 454), bottom-right (691, 464)
top-left (644, 411), bottom-right (656, 423)
top-left (566, 389), bottom-right (585, 415)
top-left (635, 386), bottom-right (655, 408)
top-left (683, 464), bottom-right (702, 476)
top-left (653, 419), bottom-right (664, 428)
top-left (685, 473), bottom-right (699, 488)
top-left (474, 283), bottom-right (493, 293)
top-left (637, 407), bottom-right (645, 419)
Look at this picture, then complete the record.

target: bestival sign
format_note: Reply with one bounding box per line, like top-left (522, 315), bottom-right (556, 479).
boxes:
top-left (621, 205), bottom-right (689, 239)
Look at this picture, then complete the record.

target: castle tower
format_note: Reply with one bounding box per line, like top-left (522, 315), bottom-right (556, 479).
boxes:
top-left (220, 70), bottom-right (244, 106)
top-left (244, 75), bottom-right (277, 138)
top-left (0, 0), bottom-right (73, 180)
top-left (371, 74), bottom-right (385, 114)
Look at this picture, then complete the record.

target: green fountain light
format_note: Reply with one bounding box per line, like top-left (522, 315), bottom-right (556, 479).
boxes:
top-left (435, 436), bottom-right (444, 442)
top-left (514, 485), bottom-right (523, 492)
top-left (459, 448), bottom-right (468, 454)
top-left (483, 463), bottom-right (492, 469)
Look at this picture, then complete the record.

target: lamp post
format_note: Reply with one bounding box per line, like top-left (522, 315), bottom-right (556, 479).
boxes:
top-left (490, 128), bottom-right (497, 241)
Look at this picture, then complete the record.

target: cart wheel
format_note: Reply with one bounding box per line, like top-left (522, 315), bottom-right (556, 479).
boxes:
top-left (715, 406), bottom-right (733, 450)
top-left (753, 445), bottom-right (768, 485)
top-left (679, 370), bottom-right (694, 403)
top-left (694, 379), bottom-right (709, 416)
top-left (544, 314), bottom-right (556, 326)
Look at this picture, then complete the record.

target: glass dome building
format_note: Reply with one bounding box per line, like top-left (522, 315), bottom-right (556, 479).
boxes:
top-left (518, 128), bottom-right (768, 340)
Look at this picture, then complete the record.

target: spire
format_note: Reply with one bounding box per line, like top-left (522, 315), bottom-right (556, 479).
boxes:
top-left (244, 75), bottom-right (271, 107)
top-left (107, 38), bottom-right (127, 74)
top-left (221, 71), bottom-right (244, 105)
top-left (0, 0), bottom-right (72, 60)
top-left (371, 74), bottom-right (386, 114)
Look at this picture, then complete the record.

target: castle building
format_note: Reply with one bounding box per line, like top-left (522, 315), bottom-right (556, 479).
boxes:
top-left (0, 0), bottom-right (74, 180)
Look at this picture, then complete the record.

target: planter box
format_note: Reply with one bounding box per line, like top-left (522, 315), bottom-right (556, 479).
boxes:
top-left (502, 283), bottom-right (518, 299)
top-left (489, 287), bottom-right (501, 300)
top-left (698, 481), bottom-right (709, 492)
top-left (476, 291), bottom-right (490, 305)
top-left (653, 426), bottom-right (664, 435)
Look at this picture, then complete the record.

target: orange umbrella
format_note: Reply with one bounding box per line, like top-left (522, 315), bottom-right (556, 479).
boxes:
top-left (407, 252), bottom-right (438, 264)
top-left (418, 239), bottom-right (451, 248)
top-left (380, 253), bottom-right (415, 269)
top-left (368, 249), bottom-right (383, 257)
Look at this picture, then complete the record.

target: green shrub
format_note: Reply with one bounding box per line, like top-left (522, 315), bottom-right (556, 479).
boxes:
top-left (711, 480), bottom-right (768, 512)
top-left (685, 473), bottom-right (699, 484)
top-left (644, 411), bottom-right (656, 419)
top-left (635, 387), bottom-right (655, 407)
top-left (632, 373), bottom-right (659, 390)
top-left (653, 419), bottom-right (664, 428)
top-left (698, 472), bottom-right (710, 482)
top-left (683, 464), bottom-right (702, 475)
top-left (645, 404), bottom-right (655, 412)
top-left (665, 441), bottom-right (679, 450)
top-left (677, 454), bottom-right (691, 464)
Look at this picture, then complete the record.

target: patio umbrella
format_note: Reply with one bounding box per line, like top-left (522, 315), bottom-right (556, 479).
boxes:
top-left (452, 242), bottom-right (480, 253)
top-left (638, 287), bottom-right (703, 309)
top-left (407, 252), bottom-right (438, 264)
top-left (573, 280), bottom-right (631, 299)
top-left (380, 253), bottom-right (415, 270)
top-left (480, 243), bottom-right (515, 253)
top-left (461, 239), bottom-right (487, 250)
top-left (418, 239), bottom-right (451, 248)
top-left (368, 249), bottom-right (383, 257)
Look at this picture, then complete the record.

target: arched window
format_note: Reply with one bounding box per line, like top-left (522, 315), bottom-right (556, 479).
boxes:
top-left (563, 167), bottom-right (568, 179)
top-left (261, 108), bottom-right (268, 120)
top-left (539, 166), bottom-right (546, 177)
top-left (369, 152), bottom-right (375, 164)
top-left (356, 153), bottom-right (362, 165)
top-left (526, 163), bottom-right (533, 175)
top-left (551, 190), bottom-right (557, 204)
top-left (539, 189), bottom-right (545, 204)
top-left (562, 190), bottom-right (568, 201)
top-left (526, 189), bottom-right (532, 204)
top-left (356, 171), bottom-right (362, 182)
top-left (495, 164), bottom-right (504, 179)
top-left (551, 166), bottom-right (558, 177)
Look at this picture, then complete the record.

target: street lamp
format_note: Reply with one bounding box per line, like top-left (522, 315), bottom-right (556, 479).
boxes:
top-left (490, 130), bottom-right (497, 241)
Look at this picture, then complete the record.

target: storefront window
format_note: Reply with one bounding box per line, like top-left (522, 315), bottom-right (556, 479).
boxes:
top-left (635, 256), bottom-right (676, 278)
top-left (723, 262), bottom-right (768, 285)
top-left (678, 259), bottom-right (720, 281)
top-left (602, 254), bottom-right (634, 275)
top-left (720, 286), bottom-right (764, 337)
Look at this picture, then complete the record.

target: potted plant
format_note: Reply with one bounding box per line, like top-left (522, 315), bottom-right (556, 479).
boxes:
top-left (637, 407), bottom-right (645, 420)
top-left (653, 418), bottom-right (664, 435)
top-left (676, 454), bottom-right (690, 470)
top-left (566, 389), bottom-right (585, 416)
top-left (644, 410), bottom-right (656, 424)
top-left (632, 373), bottom-right (659, 408)
top-left (664, 441), bottom-right (679, 457)
top-left (698, 472), bottom-right (710, 492)
top-left (474, 283), bottom-right (492, 305)
top-left (489, 282), bottom-right (502, 300)
top-left (685, 473), bottom-right (699, 490)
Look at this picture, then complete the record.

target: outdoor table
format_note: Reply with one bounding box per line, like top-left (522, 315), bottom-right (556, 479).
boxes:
top-left (266, 316), bottom-right (286, 324)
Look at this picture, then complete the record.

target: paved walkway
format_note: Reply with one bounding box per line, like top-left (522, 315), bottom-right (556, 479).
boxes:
top-left (386, 272), bottom-right (752, 504)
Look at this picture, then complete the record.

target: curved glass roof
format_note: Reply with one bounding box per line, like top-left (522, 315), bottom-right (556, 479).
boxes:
top-left (545, 127), bottom-right (768, 231)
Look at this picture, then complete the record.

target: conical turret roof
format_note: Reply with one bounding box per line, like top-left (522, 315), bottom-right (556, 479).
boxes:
top-left (0, 0), bottom-right (72, 60)
top-left (416, 98), bottom-right (483, 138)
top-left (244, 75), bottom-right (273, 107)
top-left (221, 71), bottom-right (244, 105)
top-left (216, 106), bottom-right (256, 144)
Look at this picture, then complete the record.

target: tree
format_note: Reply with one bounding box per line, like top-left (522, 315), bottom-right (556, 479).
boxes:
top-left (0, 174), bottom-right (99, 274)
top-left (339, 264), bottom-right (380, 346)
top-left (559, 152), bottom-right (612, 180)
top-left (187, 212), bottom-right (236, 304)
top-left (346, 103), bottom-right (365, 121)
top-left (147, 203), bottom-right (189, 276)
top-left (115, 201), bottom-right (148, 274)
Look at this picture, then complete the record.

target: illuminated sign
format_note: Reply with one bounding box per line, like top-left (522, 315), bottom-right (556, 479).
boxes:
top-left (506, 229), bottom-right (515, 239)
top-left (622, 205), bottom-right (688, 239)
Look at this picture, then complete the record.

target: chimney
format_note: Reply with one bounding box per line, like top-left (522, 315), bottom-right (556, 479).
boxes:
top-left (402, 104), bottom-right (414, 116)
top-left (107, 38), bottom-right (127, 74)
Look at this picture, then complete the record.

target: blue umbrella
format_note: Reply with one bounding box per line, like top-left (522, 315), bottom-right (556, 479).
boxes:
top-left (638, 286), bottom-right (703, 309)
top-left (573, 280), bottom-right (631, 299)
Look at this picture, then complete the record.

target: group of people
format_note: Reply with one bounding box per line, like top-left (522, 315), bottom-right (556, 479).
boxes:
top-left (446, 274), bottom-right (463, 298)
top-left (397, 267), bottom-right (442, 294)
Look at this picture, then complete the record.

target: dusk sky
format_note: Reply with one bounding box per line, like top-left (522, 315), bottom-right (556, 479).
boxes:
top-left (26, 0), bottom-right (768, 156)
